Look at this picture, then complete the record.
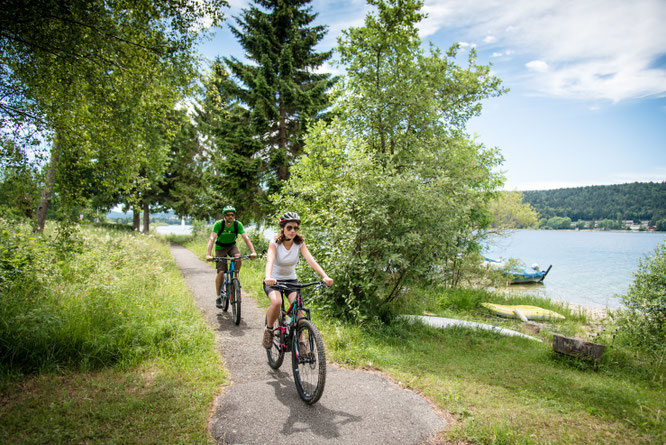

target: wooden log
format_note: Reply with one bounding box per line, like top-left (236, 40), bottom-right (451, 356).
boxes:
top-left (552, 334), bottom-right (605, 362)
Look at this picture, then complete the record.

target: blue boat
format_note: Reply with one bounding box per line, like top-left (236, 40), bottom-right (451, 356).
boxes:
top-left (484, 258), bottom-right (552, 284)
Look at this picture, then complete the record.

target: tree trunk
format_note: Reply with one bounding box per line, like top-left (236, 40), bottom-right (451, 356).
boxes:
top-left (143, 202), bottom-right (150, 234)
top-left (33, 138), bottom-right (62, 233)
top-left (133, 207), bottom-right (141, 231)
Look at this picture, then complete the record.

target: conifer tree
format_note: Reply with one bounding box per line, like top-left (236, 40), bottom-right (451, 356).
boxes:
top-left (223, 0), bottom-right (336, 195)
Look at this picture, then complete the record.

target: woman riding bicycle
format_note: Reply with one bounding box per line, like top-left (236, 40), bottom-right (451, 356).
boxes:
top-left (262, 212), bottom-right (333, 348)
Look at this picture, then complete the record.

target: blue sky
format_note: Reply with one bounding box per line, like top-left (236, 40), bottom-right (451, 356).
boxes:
top-left (198, 0), bottom-right (666, 191)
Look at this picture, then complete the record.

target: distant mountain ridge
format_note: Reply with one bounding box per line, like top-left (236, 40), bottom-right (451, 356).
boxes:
top-left (522, 181), bottom-right (666, 222)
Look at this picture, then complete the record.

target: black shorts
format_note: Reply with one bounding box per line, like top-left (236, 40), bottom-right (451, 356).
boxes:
top-left (263, 279), bottom-right (299, 297)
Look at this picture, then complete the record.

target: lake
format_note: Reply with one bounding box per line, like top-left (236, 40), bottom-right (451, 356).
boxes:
top-left (157, 225), bottom-right (665, 309)
top-left (483, 230), bottom-right (666, 310)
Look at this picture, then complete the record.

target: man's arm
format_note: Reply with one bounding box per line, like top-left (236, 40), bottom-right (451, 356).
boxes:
top-left (206, 232), bottom-right (217, 261)
top-left (241, 233), bottom-right (257, 258)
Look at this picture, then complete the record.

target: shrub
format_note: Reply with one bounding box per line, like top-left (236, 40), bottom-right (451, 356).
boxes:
top-left (191, 218), bottom-right (210, 238)
top-left (244, 226), bottom-right (269, 254)
top-left (544, 216), bottom-right (572, 230)
top-left (614, 242), bottom-right (666, 362)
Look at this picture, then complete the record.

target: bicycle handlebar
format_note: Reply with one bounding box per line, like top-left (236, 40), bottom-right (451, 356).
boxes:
top-left (213, 254), bottom-right (255, 262)
top-left (212, 249), bottom-right (266, 262)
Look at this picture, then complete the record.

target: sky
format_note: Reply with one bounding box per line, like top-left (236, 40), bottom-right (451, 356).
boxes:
top-left (197, 0), bottom-right (666, 191)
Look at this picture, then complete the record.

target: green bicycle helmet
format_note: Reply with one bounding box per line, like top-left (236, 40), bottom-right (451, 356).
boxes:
top-left (222, 205), bottom-right (236, 215)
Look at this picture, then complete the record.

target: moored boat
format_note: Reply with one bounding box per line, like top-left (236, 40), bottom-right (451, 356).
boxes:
top-left (484, 257), bottom-right (552, 284)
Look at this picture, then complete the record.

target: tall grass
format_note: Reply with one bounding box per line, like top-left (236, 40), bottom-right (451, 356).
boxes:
top-left (1, 222), bottom-right (225, 443)
top-left (1, 224), bottom-right (217, 373)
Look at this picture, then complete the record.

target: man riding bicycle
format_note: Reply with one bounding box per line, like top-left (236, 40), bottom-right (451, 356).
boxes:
top-left (206, 205), bottom-right (257, 308)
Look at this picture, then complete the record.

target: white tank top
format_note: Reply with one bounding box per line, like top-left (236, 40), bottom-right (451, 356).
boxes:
top-left (270, 239), bottom-right (302, 280)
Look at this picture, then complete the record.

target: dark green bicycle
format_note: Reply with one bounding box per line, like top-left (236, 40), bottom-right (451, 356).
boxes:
top-left (266, 280), bottom-right (327, 404)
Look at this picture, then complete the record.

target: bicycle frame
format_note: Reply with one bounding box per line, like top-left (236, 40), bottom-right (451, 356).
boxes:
top-left (214, 254), bottom-right (254, 324)
top-left (214, 254), bottom-right (251, 290)
top-left (271, 282), bottom-right (321, 352)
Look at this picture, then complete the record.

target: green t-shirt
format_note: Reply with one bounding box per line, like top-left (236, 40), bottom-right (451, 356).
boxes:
top-left (213, 219), bottom-right (245, 247)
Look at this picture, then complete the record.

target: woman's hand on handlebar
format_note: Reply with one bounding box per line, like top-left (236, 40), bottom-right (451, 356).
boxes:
top-left (264, 277), bottom-right (276, 286)
top-left (323, 276), bottom-right (333, 286)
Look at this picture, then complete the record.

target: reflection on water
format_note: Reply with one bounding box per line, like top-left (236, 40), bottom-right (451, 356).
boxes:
top-left (483, 230), bottom-right (666, 310)
top-left (155, 225), bottom-right (193, 235)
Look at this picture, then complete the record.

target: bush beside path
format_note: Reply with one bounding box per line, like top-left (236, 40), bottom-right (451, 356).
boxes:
top-left (169, 243), bottom-right (447, 445)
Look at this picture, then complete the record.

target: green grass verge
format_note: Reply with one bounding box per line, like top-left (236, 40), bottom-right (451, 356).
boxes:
top-left (175, 235), bottom-right (664, 444)
top-left (1, 225), bottom-right (225, 443)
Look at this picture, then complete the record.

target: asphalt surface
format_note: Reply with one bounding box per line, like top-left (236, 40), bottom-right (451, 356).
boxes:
top-left (170, 243), bottom-right (447, 445)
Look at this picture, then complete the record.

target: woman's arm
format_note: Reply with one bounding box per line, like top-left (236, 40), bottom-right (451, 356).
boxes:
top-left (264, 242), bottom-right (277, 285)
top-left (300, 243), bottom-right (333, 286)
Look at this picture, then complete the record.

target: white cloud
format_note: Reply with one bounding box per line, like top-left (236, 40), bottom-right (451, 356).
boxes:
top-left (483, 35), bottom-right (496, 43)
top-left (458, 41), bottom-right (477, 48)
top-left (422, 0), bottom-right (666, 102)
top-left (526, 60), bottom-right (548, 72)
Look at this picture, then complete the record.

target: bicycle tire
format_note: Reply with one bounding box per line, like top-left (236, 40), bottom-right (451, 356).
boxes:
top-left (291, 319), bottom-right (326, 404)
top-left (231, 278), bottom-right (241, 325)
top-left (266, 314), bottom-right (285, 369)
top-left (222, 274), bottom-right (230, 312)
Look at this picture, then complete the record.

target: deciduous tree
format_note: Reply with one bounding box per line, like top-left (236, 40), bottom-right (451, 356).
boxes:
top-left (0, 0), bottom-right (228, 231)
top-left (275, 0), bottom-right (506, 319)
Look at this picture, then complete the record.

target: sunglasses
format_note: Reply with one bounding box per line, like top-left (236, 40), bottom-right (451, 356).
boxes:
top-left (284, 225), bottom-right (300, 232)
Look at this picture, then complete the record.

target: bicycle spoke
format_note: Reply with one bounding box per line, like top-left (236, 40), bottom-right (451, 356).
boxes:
top-left (266, 314), bottom-right (285, 369)
top-left (292, 320), bottom-right (326, 404)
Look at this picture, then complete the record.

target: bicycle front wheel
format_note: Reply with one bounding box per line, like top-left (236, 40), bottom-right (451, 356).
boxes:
top-left (266, 314), bottom-right (285, 369)
top-left (222, 274), bottom-right (230, 312)
top-left (231, 278), bottom-right (241, 325)
top-left (292, 319), bottom-right (326, 404)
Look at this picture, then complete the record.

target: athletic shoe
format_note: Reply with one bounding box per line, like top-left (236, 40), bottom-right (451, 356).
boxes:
top-left (215, 297), bottom-right (223, 308)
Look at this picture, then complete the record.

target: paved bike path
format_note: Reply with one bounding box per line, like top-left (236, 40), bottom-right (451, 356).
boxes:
top-left (170, 243), bottom-right (447, 445)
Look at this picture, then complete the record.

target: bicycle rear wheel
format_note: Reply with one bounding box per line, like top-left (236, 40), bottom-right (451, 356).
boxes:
top-left (231, 278), bottom-right (241, 325)
top-left (266, 314), bottom-right (285, 369)
top-left (292, 319), bottom-right (326, 404)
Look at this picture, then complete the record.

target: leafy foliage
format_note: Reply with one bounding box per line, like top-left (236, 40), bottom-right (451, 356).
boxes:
top-left (488, 191), bottom-right (539, 229)
top-left (523, 182), bottom-right (666, 223)
top-left (0, 0), bottom-right (228, 229)
top-left (275, 0), bottom-right (505, 320)
top-left (614, 242), bottom-right (666, 362)
top-left (196, 62), bottom-right (265, 220)
top-left (220, 0), bottom-right (336, 199)
top-left (542, 216), bottom-right (572, 230)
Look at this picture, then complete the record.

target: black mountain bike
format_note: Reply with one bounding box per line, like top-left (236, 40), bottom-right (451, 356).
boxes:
top-left (214, 254), bottom-right (253, 325)
top-left (266, 281), bottom-right (327, 404)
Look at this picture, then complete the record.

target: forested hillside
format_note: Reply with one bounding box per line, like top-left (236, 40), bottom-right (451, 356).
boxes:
top-left (523, 182), bottom-right (666, 222)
